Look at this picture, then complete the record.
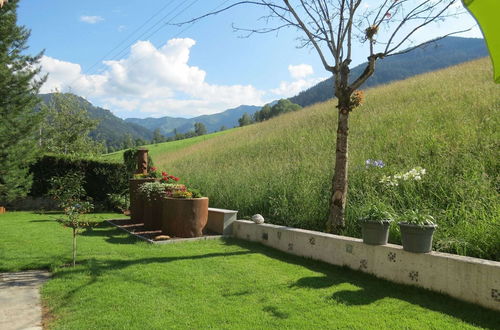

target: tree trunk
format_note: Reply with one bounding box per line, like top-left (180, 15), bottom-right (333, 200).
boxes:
top-left (326, 104), bottom-right (350, 233)
top-left (72, 228), bottom-right (77, 267)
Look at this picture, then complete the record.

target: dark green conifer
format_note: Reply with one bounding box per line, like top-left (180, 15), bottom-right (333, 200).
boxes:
top-left (0, 0), bottom-right (46, 203)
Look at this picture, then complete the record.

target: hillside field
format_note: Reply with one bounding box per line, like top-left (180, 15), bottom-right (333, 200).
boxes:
top-left (116, 58), bottom-right (499, 260)
top-left (101, 128), bottom-right (235, 163)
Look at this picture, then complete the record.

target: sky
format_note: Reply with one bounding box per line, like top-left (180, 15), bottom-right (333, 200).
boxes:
top-left (17, 0), bottom-right (482, 119)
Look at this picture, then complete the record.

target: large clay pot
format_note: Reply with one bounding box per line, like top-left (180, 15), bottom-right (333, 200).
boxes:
top-left (143, 194), bottom-right (164, 230)
top-left (162, 197), bottom-right (208, 238)
top-left (0, 206), bottom-right (5, 214)
top-left (129, 178), bottom-right (155, 223)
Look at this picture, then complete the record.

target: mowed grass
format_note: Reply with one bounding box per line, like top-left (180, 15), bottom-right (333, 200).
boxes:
top-left (152, 58), bottom-right (500, 260)
top-left (1, 212), bottom-right (499, 329)
top-left (101, 128), bottom-right (235, 163)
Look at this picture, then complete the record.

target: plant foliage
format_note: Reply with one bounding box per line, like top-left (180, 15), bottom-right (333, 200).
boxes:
top-left (0, 0), bottom-right (45, 203)
top-left (30, 154), bottom-right (127, 209)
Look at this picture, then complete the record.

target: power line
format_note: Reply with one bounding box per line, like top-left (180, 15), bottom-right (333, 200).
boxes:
top-left (69, 0), bottom-right (232, 94)
top-left (109, 0), bottom-right (232, 71)
top-left (82, 0), bottom-right (184, 77)
top-left (94, 0), bottom-right (200, 71)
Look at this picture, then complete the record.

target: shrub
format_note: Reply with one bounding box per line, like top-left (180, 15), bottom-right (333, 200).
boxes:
top-left (30, 154), bottom-right (127, 209)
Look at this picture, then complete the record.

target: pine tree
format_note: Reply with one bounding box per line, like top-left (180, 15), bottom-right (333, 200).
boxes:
top-left (0, 0), bottom-right (46, 204)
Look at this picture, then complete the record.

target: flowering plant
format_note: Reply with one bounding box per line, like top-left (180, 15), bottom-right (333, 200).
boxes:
top-left (379, 166), bottom-right (426, 187)
top-left (365, 159), bottom-right (385, 168)
top-left (164, 183), bottom-right (187, 197)
top-left (159, 171), bottom-right (180, 184)
top-left (138, 181), bottom-right (167, 200)
top-left (133, 166), bottom-right (159, 179)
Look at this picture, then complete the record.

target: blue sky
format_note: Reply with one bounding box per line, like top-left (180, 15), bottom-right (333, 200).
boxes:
top-left (18, 0), bottom-right (482, 119)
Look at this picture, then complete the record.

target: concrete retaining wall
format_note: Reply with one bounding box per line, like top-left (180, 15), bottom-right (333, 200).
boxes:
top-left (232, 220), bottom-right (500, 311)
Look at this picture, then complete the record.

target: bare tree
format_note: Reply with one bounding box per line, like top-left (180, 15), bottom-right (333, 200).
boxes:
top-left (180, 0), bottom-right (467, 233)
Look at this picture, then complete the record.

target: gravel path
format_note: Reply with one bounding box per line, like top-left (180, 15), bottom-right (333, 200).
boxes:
top-left (0, 270), bottom-right (50, 330)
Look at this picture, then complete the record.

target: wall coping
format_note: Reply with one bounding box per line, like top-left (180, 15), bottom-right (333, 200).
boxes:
top-left (235, 220), bottom-right (500, 266)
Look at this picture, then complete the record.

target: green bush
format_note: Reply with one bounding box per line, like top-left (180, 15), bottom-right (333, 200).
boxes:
top-left (30, 154), bottom-right (127, 209)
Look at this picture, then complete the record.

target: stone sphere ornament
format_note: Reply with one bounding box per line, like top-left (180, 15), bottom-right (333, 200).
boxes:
top-left (252, 214), bottom-right (265, 224)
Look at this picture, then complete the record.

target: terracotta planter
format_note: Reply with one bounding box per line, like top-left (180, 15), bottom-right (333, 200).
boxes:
top-left (129, 178), bottom-right (155, 223)
top-left (142, 195), bottom-right (164, 230)
top-left (0, 206), bottom-right (5, 214)
top-left (162, 197), bottom-right (208, 238)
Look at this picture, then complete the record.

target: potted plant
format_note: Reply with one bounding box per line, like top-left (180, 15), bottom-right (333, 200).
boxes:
top-left (162, 187), bottom-right (208, 238)
top-left (359, 205), bottom-right (393, 245)
top-left (138, 181), bottom-right (167, 230)
top-left (398, 210), bottom-right (437, 253)
top-left (129, 167), bottom-right (159, 223)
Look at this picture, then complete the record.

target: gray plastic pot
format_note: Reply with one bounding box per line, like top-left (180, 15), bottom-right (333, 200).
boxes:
top-left (399, 222), bottom-right (437, 253)
top-left (361, 220), bottom-right (392, 245)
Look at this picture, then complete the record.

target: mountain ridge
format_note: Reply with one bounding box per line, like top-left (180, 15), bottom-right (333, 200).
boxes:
top-left (289, 37), bottom-right (488, 107)
top-left (125, 104), bottom-right (261, 136)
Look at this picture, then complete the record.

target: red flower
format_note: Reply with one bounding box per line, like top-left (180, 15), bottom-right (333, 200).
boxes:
top-left (174, 177), bottom-right (179, 181)
top-left (162, 171), bottom-right (167, 176)
top-left (151, 167), bottom-right (157, 171)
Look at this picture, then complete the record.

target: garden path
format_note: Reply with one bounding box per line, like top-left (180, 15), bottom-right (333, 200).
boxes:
top-left (0, 270), bottom-right (50, 330)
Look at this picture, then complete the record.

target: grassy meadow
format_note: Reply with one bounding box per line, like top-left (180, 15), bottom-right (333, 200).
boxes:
top-left (1, 212), bottom-right (499, 329)
top-left (101, 128), bottom-right (235, 163)
top-left (146, 58), bottom-right (499, 260)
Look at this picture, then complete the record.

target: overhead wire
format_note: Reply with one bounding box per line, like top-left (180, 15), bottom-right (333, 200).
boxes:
top-left (68, 0), bottom-right (233, 94)
top-left (82, 0), bottom-right (184, 77)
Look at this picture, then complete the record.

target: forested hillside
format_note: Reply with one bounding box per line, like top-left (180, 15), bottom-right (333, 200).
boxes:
top-left (39, 94), bottom-right (154, 151)
top-left (126, 105), bottom-right (261, 136)
top-left (290, 37), bottom-right (488, 106)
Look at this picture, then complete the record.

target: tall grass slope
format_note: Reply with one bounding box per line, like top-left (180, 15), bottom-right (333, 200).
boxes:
top-left (101, 129), bottom-right (235, 163)
top-left (157, 58), bottom-right (499, 260)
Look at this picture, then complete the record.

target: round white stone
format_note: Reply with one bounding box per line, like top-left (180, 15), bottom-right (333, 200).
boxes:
top-left (252, 214), bottom-right (264, 224)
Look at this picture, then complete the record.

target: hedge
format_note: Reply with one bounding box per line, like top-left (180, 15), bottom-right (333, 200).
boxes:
top-left (30, 154), bottom-right (128, 207)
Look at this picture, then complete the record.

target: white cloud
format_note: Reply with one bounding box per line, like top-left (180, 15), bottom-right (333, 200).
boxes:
top-left (80, 15), bottom-right (104, 24)
top-left (117, 25), bottom-right (126, 32)
top-left (288, 64), bottom-right (314, 79)
top-left (39, 39), bottom-right (325, 118)
top-left (270, 77), bottom-right (325, 98)
top-left (39, 38), bottom-right (265, 118)
top-left (269, 63), bottom-right (324, 98)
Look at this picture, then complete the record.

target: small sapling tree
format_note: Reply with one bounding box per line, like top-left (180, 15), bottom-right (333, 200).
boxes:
top-left (180, 0), bottom-right (468, 233)
top-left (48, 173), bottom-right (97, 267)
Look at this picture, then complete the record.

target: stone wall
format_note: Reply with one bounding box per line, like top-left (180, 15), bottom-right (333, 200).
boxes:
top-left (232, 220), bottom-right (500, 311)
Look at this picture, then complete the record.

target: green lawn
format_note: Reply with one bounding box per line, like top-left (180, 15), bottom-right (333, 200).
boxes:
top-left (1, 211), bottom-right (498, 329)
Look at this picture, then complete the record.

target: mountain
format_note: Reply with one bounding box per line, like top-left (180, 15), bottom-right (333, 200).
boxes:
top-left (126, 105), bottom-right (261, 136)
top-left (39, 94), bottom-right (154, 150)
top-left (289, 37), bottom-right (489, 107)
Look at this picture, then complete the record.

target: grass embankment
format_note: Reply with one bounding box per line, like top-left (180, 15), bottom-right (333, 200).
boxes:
top-left (1, 212), bottom-right (499, 329)
top-left (152, 58), bottom-right (499, 260)
top-left (101, 128), bottom-right (235, 163)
